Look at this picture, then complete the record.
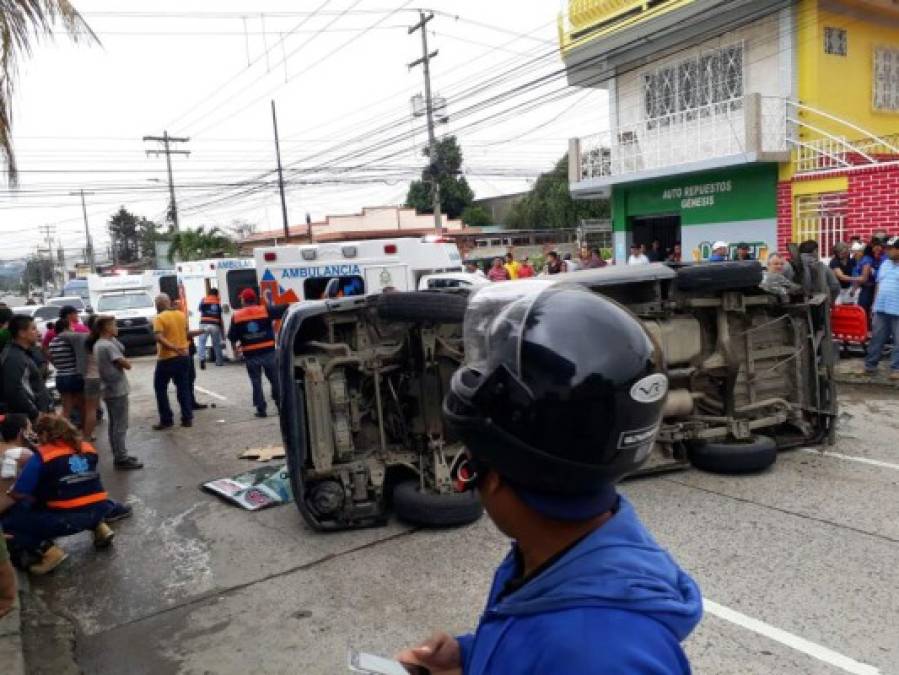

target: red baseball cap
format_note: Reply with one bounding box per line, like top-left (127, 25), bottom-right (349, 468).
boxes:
top-left (239, 288), bottom-right (258, 303)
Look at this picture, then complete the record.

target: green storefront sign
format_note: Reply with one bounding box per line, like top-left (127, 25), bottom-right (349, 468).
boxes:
top-left (612, 164), bottom-right (778, 231)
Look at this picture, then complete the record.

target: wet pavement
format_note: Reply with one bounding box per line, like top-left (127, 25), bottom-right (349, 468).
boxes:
top-left (26, 357), bottom-right (899, 675)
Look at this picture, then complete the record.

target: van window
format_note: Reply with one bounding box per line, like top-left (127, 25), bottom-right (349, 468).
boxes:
top-left (97, 293), bottom-right (154, 312)
top-left (226, 269), bottom-right (258, 308)
top-left (426, 278), bottom-right (471, 289)
top-left (303, 276), bottom-right (365, 300)
top-left (159, 275), bottom-right (179, 300)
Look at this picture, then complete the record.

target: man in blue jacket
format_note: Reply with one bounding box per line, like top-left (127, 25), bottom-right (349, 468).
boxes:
top-left (398, 284), bottom-right (702, 674)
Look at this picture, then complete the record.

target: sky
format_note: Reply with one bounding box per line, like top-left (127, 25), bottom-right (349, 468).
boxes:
top-left (0, 0), bottom-right (607, 263)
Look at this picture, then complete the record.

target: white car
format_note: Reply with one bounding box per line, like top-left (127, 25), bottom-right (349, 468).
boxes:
top-left (417, 272), bottom-right (491, 291)
top-left (12, 305), bottom-right (64, 335)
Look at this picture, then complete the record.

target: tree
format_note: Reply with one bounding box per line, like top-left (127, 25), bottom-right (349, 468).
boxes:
top-left (108, 207), bottom-right (162, 263)
top-left (506, 154), bottom-right (609, 229)
top-left (24, 255), bottom-right (53, 289)
top-left (1, 1), bottom-right (97, 186)
top-left (229, 218), bottom-right (256, 241)
top-left (167, 226), bottom-right (237, 263)
top-left (461, 205), bottom-right (491, 229)
top-left (405, 136), bottom-right (475, 220)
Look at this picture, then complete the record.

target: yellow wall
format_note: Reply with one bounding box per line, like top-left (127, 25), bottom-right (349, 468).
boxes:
top-left (798, 0), bottom-right (899, 140)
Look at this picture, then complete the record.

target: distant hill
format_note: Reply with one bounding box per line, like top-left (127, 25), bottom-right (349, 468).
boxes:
top-left (0, 261), bottom-right (25, 279)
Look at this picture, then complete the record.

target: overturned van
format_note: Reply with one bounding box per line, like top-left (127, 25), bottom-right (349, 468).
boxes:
top-left (277, 259), bottom-right (837, 531)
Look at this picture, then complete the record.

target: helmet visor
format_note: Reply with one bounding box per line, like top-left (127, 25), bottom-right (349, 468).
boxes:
top-left (464, 280), bottom-right (560, 377)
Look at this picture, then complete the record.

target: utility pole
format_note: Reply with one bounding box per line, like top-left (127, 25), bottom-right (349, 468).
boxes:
top-left (408, 10), bottom-right (443, 234)
top-left (271, 100), bottom-right (291, 240)
top-left (143, 131), bottom-right (190, 231)
top-left (38, 224), bottom-right (55, 301)
top-left (70, 189), bottom-right (95, 272)
top-left (57, 243), bottom-right (66, 286)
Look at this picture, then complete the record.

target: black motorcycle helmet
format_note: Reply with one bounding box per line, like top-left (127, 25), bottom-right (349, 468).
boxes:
top-left (444, 282), bottom-right (667, 501)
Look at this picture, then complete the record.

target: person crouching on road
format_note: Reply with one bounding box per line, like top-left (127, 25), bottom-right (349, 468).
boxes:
top-left (0, 414), bottom-right (132, 575)
top-left (398, 284), bottom-right (702, 674)
top-left (227, 289), bottom-right (288, 418)
top-left (152, 293), bottom-right (194, 430)
top-left (198, 288), bottom-right (225, 369)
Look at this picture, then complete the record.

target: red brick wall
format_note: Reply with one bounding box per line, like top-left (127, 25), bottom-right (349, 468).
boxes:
top-left (776, 181), bottom-right (792, 251)
top-left (847, 167), bottom-right (899, 239)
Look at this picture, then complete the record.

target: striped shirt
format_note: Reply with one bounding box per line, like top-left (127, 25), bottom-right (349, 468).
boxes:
top-left (48, 336), bottom-right (78, 375)
top-left (874, 259), bottom-right (899, 316)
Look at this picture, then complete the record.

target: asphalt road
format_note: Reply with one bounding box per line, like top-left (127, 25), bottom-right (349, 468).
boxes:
top-left (26, 357), bottom-right (899, 675)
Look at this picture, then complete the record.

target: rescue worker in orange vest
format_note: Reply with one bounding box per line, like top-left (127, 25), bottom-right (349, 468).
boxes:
top-left (197, 288), bottom-right (224, 369)
top-left (227, 289), bottom-right (289, 418)
top-left (0, 415), bottom-right (132, 575)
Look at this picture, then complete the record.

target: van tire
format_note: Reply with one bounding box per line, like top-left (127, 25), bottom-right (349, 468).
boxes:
top-left (377, 291), bottom-right (468, 323)
top-left (675, 261), bottom-right (763, 292)
top-left (392, 480), bottom-right (483, 527)
top-left (687, 435), bottom-right (777, 474)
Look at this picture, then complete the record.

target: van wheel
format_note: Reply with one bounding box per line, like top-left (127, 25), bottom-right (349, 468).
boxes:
top-left (377, 291), bottom-right (468, 323)
top-left (392, 480), bottom-right (483, 527)
top-left (687, 435), bottom-right (777, 474)
top-left (675, 261), bottom-right (763, 292)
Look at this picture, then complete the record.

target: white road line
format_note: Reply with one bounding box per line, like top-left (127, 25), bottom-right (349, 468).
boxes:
top-left (194, 386), bottom-right (227, 401)
top-left (704, 600), bottom-right (881, 675)
top-left (799, 448), bottom-right (899, 472)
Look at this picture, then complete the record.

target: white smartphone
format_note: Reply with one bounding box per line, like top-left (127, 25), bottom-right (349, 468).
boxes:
top-left (347, 649), bottom-right (415, 675)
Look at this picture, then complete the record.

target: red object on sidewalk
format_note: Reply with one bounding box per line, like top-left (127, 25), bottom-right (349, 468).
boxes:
top-left (831, 305), bottom-right (869, 346)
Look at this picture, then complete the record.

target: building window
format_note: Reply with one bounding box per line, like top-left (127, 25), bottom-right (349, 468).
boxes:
top-left (874, 46), bottom-right (899, 111)
top-left (795, 192), bottom-right (847, 255)
top-left (824, 27), bottom-right (847, 56)
top-left (643, 43), bottom-right (744, 127)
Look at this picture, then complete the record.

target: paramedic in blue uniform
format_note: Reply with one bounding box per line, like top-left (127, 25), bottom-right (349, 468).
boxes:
top-left (397, 284), bottom-right (702, 674)
top-left (227, 288), bottom-right (288, 418)
top-left (197, 288), bottom-right (224, 368)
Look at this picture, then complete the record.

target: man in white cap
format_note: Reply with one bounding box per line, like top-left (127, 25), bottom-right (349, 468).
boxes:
top-left (709, 241), bottom-right (729, 262)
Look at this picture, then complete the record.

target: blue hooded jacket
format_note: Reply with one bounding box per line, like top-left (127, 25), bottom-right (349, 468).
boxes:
top-left (457, 496), bottom-right (702, 674)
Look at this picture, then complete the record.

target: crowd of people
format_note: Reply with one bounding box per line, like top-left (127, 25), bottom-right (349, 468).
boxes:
top-left (0, 305), bottom-right (138, 611)
top-left (0, 283), bottom-right (291, 607)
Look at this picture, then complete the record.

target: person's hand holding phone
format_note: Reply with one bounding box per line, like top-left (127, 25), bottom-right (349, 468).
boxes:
top-left (395, 632), bottom-right (461, 675)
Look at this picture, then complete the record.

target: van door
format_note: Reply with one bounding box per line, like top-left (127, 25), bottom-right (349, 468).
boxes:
top-left (364, 264), bottom-right (410, 294)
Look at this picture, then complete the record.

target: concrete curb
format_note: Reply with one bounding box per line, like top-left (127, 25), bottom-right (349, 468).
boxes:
top-left (0, 571), bottom-right (28, 675)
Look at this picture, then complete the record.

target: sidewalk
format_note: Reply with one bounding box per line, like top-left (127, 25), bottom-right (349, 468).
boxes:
top-left (834, 357), bottom-right (899, 388)
top-left (0, 571), bottom-right (27, 675)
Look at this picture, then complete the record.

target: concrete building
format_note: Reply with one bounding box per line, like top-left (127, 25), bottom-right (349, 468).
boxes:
top-left (238, 206), bottom-right (466, 253)
top-left (472, 191), bottom-right (529, 226)
top-left (561, 0), bottom-right (899, 262)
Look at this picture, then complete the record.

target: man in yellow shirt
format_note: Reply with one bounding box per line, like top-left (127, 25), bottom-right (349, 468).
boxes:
top-left (152, 294), bottom-right (193, 430)
top-left (503, 252), bottom-right (521, 280)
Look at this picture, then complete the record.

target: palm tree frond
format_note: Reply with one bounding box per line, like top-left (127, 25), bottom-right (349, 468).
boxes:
top-left (0, 0), bottom-right (99, 185)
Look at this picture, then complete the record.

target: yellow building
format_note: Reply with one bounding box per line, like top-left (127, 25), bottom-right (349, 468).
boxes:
top-left (560, 0), bottom-right (899, 261)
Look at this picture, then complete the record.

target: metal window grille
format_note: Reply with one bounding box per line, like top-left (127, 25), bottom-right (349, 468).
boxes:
top-left (795, 192), bottom-right (848, 255)
top-left (643, 43), bottom-right (744, 126)
top-left (824, 27), bottom-right (847, 56)
top-left (874, 46), bottom-right (899, 111)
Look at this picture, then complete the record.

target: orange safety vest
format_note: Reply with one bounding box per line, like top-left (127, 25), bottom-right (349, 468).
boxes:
top-left (34, 442), bottom-right (108, 510)
top-left (231, 304), bottom-right (277, 353)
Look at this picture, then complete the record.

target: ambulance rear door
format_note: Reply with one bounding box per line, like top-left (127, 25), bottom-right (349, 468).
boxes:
top-left (364, 264), bottom-right (410, 294)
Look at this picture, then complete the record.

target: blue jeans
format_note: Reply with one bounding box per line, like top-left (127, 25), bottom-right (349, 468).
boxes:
top-left (198, 324), bottom-right (224, 365)
top-left (1, 500), bottom-right (112, 553)
top-left (865, 312), bottom-right (899, 371)
top-left (245, 350), bottom-right (279, 414)
top-left (154, 356), bottom-right (193, 424)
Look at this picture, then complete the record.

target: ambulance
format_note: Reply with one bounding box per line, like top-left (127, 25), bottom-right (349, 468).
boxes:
top-left (175, 258), bottom-right (255, 332)
top-left (253, 237), bottom-right (463, 306)
top-left (87, 272), bottom-right (166, 352)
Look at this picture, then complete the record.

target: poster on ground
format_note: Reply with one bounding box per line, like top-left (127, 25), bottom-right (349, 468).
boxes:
top-left (202, 464), bottom-right (293, 511)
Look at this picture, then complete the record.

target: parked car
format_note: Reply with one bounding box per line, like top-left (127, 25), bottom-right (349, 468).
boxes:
top-left (46, 295), bottom-right (91, 323)
top-left (277, 260), bottom-right (837, 531)
top-left (12, 305), bottom-right (65, 335)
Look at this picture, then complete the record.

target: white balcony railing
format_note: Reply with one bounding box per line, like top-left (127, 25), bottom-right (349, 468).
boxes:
top-left (575, 93), bottom-right (787, 183)
top-left (572, 95), bottom-right (899, 186)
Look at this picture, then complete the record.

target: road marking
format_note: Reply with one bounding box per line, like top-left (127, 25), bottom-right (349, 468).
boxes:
top-left (799, 448), bottom-right (899, 472)
top-left (704, 600), bottom-right (881, 675)
top-left (194, 386), bottom-right (227, 401)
